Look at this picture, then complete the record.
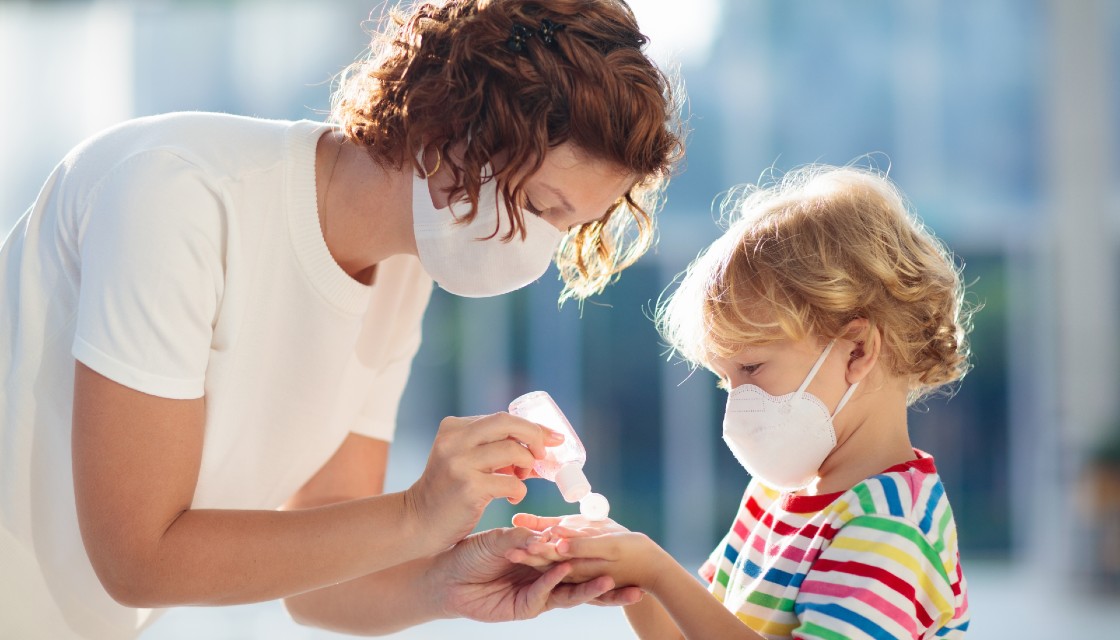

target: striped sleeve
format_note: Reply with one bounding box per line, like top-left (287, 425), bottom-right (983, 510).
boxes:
top-left (700, 531), bottom-right (734, 602)
top-left (791, 515), bottom-right (960, 640)
top-left (699, 537), bottom-right (722, 585)
top-left (700, 484), bottom-right (754, 596)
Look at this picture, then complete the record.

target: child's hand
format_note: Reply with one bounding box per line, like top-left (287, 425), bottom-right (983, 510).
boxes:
top-left (505, 513), bottom-right (626, 567)
top-left (508, 513), bottom-right (666, 591)
top-left (553, 528), bottom-right (666, 590)
top-left (551, 526), bottom-right (663, 591)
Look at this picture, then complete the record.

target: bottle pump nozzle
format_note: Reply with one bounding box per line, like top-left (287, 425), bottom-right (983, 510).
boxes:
top-left (555, 462), bottom-right (591, 503)
top-left (555, 463), bottom-right (609, 520)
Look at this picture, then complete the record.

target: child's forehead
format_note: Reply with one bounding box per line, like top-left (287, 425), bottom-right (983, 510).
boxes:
top-left (710, 340), bottom-right (786, 362)
top-left (708, 331), bottom-right (828, 364)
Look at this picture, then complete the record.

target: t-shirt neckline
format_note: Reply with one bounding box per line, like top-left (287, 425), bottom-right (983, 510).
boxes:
top-left (286, 120), bottom-right (373, 315)
top-left (777, 449), bottom-right (937, 513)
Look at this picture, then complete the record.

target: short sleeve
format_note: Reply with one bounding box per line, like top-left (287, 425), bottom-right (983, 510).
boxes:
top-left (699, 533), bottom-right (729, 585)
top-left (701, 483), bottom-right (755, 597)
top-left (792, 515), bottom-right (961, 640)
top-left (73, 150), bottom-right (224, 399)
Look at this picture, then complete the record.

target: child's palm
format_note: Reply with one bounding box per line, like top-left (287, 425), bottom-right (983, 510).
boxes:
top-left (507, 513), bottom-right (629, 568)
top-left (506, 513), bottom-right (656, 588)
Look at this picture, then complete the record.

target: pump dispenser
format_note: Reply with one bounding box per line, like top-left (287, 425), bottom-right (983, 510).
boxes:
top-left (509, 391), bottom-right (610, 521)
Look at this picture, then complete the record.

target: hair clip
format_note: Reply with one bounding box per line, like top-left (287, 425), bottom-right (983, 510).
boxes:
top-left (537, 19), bottom-right (566, 49)
top-left (506, 23), bottom-right (534, 53)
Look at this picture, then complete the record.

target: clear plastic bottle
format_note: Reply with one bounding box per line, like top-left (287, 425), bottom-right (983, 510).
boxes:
top-left (508, 391), bottom-right (610, 521)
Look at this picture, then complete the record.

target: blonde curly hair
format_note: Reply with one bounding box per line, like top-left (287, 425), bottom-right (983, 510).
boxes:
top-left (332, 0), bottom-right (684, 302)
top-left (657, 165), bottom-right (975, 404)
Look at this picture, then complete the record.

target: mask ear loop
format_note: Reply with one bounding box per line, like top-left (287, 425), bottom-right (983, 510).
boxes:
top-left (831, 380), bottom-right (860, 417)
top-left (793, 340), bottom-right (860, 417)
top-left (795, 340), bottom-right (836, 396)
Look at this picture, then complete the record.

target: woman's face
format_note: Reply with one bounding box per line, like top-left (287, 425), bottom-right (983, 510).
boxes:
top-left (518, 142), bottom-right (635, 232)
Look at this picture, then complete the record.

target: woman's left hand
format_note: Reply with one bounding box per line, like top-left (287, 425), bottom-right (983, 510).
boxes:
top-left (431, 527), bottom-right (642, 622)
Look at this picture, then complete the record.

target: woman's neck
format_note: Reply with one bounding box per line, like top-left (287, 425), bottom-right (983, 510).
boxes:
top-left (315, 131), bottom-right (417, 284)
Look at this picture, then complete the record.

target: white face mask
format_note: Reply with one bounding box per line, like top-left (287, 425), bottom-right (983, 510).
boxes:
top-left (412, 168), bottom-right (564, 298)
top-left (722, 340), bottom-right (859, 492)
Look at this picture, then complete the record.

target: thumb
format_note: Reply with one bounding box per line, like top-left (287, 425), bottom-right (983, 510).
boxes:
top-left (481, 526), bottom-right (538, 556)
top-left (523, 562), bottom-right (573, 616)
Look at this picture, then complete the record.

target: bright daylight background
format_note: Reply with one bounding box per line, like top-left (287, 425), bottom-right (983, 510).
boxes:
top-left (2, 0), bottom-right (1119, 638)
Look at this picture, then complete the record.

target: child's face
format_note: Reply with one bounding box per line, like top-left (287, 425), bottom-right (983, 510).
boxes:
top-left (710, 335), bottom-right (853, 410)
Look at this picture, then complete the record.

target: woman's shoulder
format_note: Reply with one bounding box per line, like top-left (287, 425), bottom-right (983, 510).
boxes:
top-left (65, 112), bottom-right (317, 174)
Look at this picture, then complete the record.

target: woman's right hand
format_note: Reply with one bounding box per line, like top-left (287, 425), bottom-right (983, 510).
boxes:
top-left (404, 413), bottom-right (563, 551)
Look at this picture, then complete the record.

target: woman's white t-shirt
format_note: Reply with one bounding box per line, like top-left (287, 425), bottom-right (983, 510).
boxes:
top-left (0, 112), bottom-right (433, 639)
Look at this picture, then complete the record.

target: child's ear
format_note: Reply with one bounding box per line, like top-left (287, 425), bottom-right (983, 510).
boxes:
top-left (842, 318), bottom-right (881, 384)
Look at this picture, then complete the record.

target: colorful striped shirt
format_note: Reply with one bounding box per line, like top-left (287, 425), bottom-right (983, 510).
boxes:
top-left (699, 450), bottom-right (969, 639)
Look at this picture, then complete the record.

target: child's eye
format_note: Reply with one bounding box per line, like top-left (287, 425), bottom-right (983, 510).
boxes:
top-left (740, 363), bottom-right (761, 375)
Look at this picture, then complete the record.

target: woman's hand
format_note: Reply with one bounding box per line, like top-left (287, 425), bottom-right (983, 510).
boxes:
top-left (431, 527), bottom-right (641, 622)
top-left (404, 413), bottom-right (563, 551)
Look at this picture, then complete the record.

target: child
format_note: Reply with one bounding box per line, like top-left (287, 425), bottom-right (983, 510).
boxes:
top-left (509, 165), bottom-right (973, 639)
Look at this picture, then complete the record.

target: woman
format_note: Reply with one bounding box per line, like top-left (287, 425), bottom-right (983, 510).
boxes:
top-left (0, 0), bottom-right (682, 637)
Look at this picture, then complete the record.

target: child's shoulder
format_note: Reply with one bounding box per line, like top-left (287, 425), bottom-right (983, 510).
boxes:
top-left (741, 450), bottom-right (958, 540)
top-left (831, 450), bottom-right (957, 542)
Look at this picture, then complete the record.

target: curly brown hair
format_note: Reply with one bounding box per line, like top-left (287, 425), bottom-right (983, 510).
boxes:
top-left (331, 0), bottom-right (684, 301)
top-left (657, 165), bottom-right (977, 404)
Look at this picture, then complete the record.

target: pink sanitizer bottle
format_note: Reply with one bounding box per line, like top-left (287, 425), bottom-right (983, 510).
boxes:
top-left (508, 391), bottom-right (610, 521)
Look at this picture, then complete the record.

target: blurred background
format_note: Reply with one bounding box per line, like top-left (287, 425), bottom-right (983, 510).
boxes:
top-left (2, 0), bottom-right (1118, 637)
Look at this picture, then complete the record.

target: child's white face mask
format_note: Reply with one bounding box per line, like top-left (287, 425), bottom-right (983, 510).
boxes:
top-left (722, 340), bottom-right (859, 492)
top-left (412, 169), bottom-right (564, 298)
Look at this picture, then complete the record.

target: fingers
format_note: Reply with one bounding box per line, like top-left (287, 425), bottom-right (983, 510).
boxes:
top-left (480, 526), bottom-right (537, 557)
top-left (477, 438), bottom-right (538, 474)
top-left (525, 540), bottom-right (568, 564)
top-left (493, 474), bottom-right (529, 505)
top-left (411, 411), bottom-right (562, 550)
top-left (592, 586), bottom-right (645, 607)
top-left (504, 547), bottom-right (550, 568)
top-left (512, 513), bottom-right (565, 531)
top-left (556, 536), bottom-right (618, 561)
top-left (557, 515), bottom-right (625, 533)
top-left (450, 412), bottom-right (563, 460)
top-left (524, 562), bottom-right (574, 614)
top-left (495, 464), bottom-right (531, 480)
top-left (545, 575), bottom-right (617, 611)
top-left (487, 525), bottom-right (582, 568)
top-left (543, 525), bottom-right (587, 539)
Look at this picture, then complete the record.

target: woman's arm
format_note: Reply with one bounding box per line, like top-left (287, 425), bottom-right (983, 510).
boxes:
top-left (286, 526), bottom-right (626, 635)
top-left (279, 428), bottom-right (419, 631)
top-left (282, 432), bottom-right (640, 632)
top-left (71, 363), bottom-right (555, 608)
